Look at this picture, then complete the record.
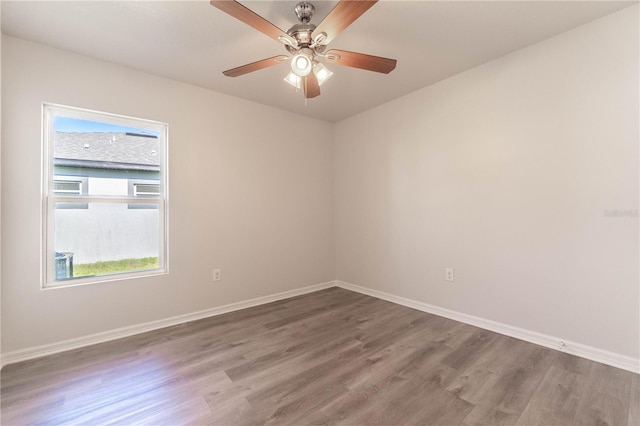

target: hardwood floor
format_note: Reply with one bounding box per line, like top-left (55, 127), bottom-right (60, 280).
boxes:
top-left (1, 287), bottom-right (638, 425)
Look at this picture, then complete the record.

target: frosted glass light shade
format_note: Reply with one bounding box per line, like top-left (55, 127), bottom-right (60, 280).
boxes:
top-left (291, 52), bottom-right (312, 76)
top-left (313, 62), bottom-right (333, 86)
top-left (284, 71), bottom-right (301, 89)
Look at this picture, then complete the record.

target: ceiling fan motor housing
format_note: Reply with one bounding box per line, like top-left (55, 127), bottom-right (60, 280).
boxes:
top-left (287, 23), bottom-right (316, 48)
top-left (286, 1), bottom-right (318, 54)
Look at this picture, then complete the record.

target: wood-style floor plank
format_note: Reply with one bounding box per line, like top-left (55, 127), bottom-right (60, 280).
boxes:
top-left (1, 287), bottom-right (637, 425)
top-left (630, 373), bottom-right (640, 426)
top-left (516, 365), bottom-right (586, 425)
top-left (573, 362), bottom-right (634, 426)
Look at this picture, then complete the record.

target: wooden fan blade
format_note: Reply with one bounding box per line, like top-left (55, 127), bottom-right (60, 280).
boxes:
top-left (326, 49), bottom-right (397, 74)
top-left (303, 72), bottom-right (321, 99)
top-left (311, 0), bottom-right (377, 45)
top-left (211, 1), bottom-right (296, 46)
top-left (223, 55), bottom-right (289, 77)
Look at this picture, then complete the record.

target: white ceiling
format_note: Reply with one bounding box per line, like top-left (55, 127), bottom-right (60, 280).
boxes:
top-left (1, 1), bottom-right (636, 122)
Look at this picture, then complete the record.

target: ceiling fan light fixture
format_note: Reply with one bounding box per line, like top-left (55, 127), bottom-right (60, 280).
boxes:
top-left (291, 49), bottom-right (313, 76)
top-left (278, 35), bottom-right (296, 47)
top-left (313, 31), bottom-right (327, 45)
top-left (313, 62), bottom-right (333, 86)
top-left (284, 71), bottom-right (302, 89)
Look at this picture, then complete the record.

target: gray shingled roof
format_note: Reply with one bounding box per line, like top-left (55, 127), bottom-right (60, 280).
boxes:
top-left (54, 132), bottom-right (160, 171)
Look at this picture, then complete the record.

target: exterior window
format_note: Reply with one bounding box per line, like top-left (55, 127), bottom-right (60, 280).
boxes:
top-left (42, 104), bottom-right (168, 287)
top-left (133, 183), bottom-right (160, 197)
top-left (54, 180), bottom-right (82, 194)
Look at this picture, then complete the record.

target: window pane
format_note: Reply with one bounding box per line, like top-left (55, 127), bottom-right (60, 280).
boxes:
top-left (44, 105), bottom-right (167, 287)
top-left (54, 202), bottom-right (160, 280)
top-left (53, 116), bottom-right (160, 197)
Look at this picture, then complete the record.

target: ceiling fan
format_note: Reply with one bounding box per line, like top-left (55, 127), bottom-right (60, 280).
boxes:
top-left (210, 0), bottom-right (397, 99)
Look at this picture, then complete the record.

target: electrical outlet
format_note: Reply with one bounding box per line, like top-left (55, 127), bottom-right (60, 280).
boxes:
top-left (445, 268), bottom-right (454, 282)
top-left (212, 269), bottom-right (221, 282)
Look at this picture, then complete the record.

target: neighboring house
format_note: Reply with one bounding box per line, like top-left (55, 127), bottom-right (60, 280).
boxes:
top-left (53, 132), bottom-right (161, 266)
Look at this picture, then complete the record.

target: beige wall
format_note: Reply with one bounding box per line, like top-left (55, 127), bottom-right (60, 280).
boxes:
top-left (1, 36), bottom-right (335, 353)
top-left (335, 6), bottom-right (639, 359)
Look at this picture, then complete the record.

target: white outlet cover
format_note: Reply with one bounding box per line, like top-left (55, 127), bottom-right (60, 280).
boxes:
top-left (445, 268), bottom-right (454, 281)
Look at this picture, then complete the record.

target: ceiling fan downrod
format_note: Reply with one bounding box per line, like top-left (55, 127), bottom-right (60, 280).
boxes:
top-left (294, 2), bottom-right (315, 24)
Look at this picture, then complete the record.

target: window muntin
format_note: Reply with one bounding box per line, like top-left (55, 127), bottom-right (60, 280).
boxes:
top-left (43, 104), bottom-right (168, 288)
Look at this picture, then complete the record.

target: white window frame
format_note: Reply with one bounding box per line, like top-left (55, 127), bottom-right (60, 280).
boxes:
top-left (42, 103), bottom-right (169, 288)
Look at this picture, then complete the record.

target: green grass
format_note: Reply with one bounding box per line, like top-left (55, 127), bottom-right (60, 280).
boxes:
top-left (74, 257), bottom-right (159, 277)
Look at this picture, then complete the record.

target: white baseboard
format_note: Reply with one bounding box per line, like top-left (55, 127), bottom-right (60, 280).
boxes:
top-left (336, 280), bottom-right (640, 374)
top-left (0, 280), bottom-right (336, 368)
top-left (3, 280), bottom-right (638, 375)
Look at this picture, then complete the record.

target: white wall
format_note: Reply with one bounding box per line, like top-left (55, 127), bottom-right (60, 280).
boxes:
top-left (335, 6), bottom-right (639, 360)
top-left (1, 36), bottom-right (335, 353)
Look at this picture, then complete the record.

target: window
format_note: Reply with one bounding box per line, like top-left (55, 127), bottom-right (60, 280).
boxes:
top-left (53, 179), bottom-right (82, 195)
top-left (42, 104), bottom-right (168, 287)
top-left (133, 183), bottom-right (160, 197)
